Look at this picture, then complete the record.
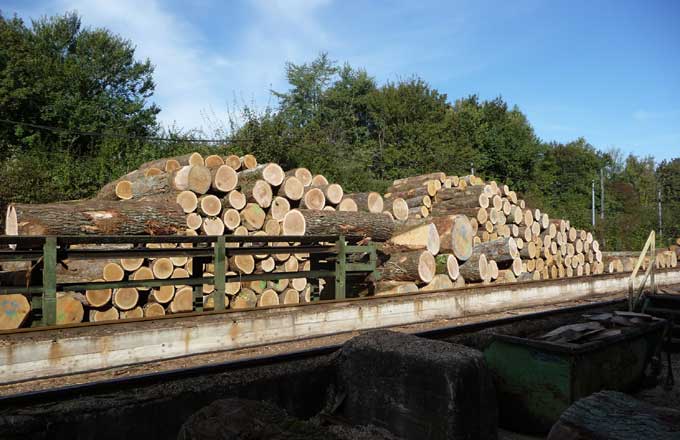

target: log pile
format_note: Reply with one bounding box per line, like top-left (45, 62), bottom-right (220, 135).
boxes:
top-left (2, 152), bottom-right (673, 329)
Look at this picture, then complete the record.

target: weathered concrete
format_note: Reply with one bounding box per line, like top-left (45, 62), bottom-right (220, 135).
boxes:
top-left (337, 330), bottom-right (497, 440)
top-left (1, 269), bottom-right (679, 384)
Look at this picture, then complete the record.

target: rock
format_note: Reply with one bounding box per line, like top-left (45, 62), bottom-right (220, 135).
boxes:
top-left (336, 330), bottom-right (497, 440)
top-left (548, 390), bottom-right (680, 440)
top-left (177, 398), bottom-right (338, 440)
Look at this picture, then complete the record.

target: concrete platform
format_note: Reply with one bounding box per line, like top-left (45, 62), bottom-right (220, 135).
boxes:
top-left (1, 269), bottom-right (679, 384)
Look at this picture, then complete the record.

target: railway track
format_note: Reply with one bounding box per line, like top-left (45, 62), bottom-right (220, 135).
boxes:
top-left (0, 296), bottom-right (626, 406)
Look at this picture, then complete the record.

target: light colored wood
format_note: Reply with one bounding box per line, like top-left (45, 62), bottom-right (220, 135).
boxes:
top-left (286, 168), bottom-right (313, 186)
top-left (222, 208), bottom-right (241, 230)
top-left (229, 255), bottom-right (255, 274)
top-left (338, 198), bottom-right (358, 211)
top-left (343, 192), bottom-right (384, 213)
top-left (85, 281), bottom-right (112, 308)
top-left (151, 258), bottom-right (174, 279)
top-left (201, 217), bottom-right (225, 235)
top-left (103, 263), bottom-right (125, 282)
top-left (278, 176), bottom-right (304, 201)
top-left (198, 194), bottom-right (222, 216)
top-left (240, 203), bottom-right (266, 231)
top-left (168, 286), bottom-right (193, 313)
top-left (270, 196), bottom-right (291, 221)
top-left (149, 285), bottom-right (175, 304)
top-left (231, 288), bottom-right (257, 309)
top-left (56, 293), bottom-right (85, 325)
top-left (257, 289), bottom-right (280, 307)
top-left (120, 258), bottom-right (144, 272)
top-left (131, 266), bottom-right (154, 290)
top-left (300, 187), bottom-right (326, 210)
top-left (112, 287), bottom-right (139, 310)
top-left (223, 190), bottom-right (246, 210)
top-left (143, 302), bottom-right (166, 317)
top-left (90, 306), bottom-right (120, 322)
top-left (224, 154), bottom-right (241, 170)
top-left (204, 154), bottom-right (225, 168)
top-left (279, 289), bottom-right (300, 304)
top-left (241, 154), bottom-right (257, 169)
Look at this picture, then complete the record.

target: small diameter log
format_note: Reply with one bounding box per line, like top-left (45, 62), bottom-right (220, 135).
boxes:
top-left (103, 263), bottom-right (125, 281)
top-left (112, 287), bottom-right (139, 311)
top-left (279, 289), bottom-right (300, 305)
top-left (278, 176), bottom-right (304, 201)
top-left (149, 285), bottom-right (175, 304)
top-left (176, 191), bottom-right (198, 213)
top-left (198, 195), bottom-right (222, 216)
top-left (435, 254), bottom-right (459, 280)
top-left (168, 286), bottom-right (193, 313)
top-left (131, 266), bottom-right (154, 290)
top-left (171, 165), bottom-right (212, 194)
top-left (291, 277), bottom-right (307, 291)
top-left (90, 306), bottom-right (120, 322)
top-left (459, 253), bottom-right (490, 283)
top-left (338, 198), bottom-right (358, 212)
top-left (238, 163), bottom-right (285, 187)
top-left (286, 168), bottom-right (313, 186)
top-left (240, 203), bottom-right (266, 231)
top-left (120, 258), bottom-right (144, 272)
top-left (241, 180), bottom-right (273, 208)
top-left (282, 209), bottom-right (395, 241)
top-left (121, 306), bottom-right (143, 319)
top-left (186, 213), bottom-right (203, 230)
top-left (229, 255), bottom-right (255, 274)
top-left (241, 154), bottom-right (258, 169)
top-left (202, 217), bottom-right (225, 236)
top-left (269, 196), bottom-right (291, 221)
top-left (388, 223), bottom-right (440, 255)
top-left (151, 258), bottom-right (174, 279)
top-left (421, 274), bottom-right (455, 292)
top-left (6, 199), bottom-right (186, 236)
top-left (383, 197), bottom-right (409, 221)
top-left (231, 288), bottom-right (257, 309)
top-left (0, 294), bottom-right (31, 329)
top-left (300, 187), bottom-right (326, 210)
top-left (223, 190), bottom-right (247, 210)
top-left (313, 184), bottom-right (344, 205)
top-left (257, 289), bottom-right (280, 307)
top-left (224, 154), bottom-right (241, 170)
top-left (210, 165), bottom-right (238, 193)
top-left (204, 154), bottom-right (225, 168)
top-left (143, 302), bottom-right (166, 317)
top-left (343, 192), bottom-right (383, 213)
top-left (222, 209), bottom-right (241, 231)
top-left (311, 175), bottom-right (329, 186)
top-left (378, 250), bottom-right (436, 283)
top-left (374, 281), bottom-right (419, 296)
top-left (86, 281), bottom-right (112, 308)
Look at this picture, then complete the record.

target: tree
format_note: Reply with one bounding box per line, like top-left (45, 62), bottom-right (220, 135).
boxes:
top-left (0, 11), bottom-right (159, 157)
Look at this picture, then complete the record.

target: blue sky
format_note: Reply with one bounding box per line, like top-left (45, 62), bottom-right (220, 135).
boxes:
top-left (5, 0), bottom-right (680, 160)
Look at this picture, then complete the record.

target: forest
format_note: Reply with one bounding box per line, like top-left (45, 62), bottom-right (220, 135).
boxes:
top-left (1, 12), bottom-right (678, 250)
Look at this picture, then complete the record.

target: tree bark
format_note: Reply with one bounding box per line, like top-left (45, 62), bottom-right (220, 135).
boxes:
top-left (6, 198), bottom-right (186, 236)
top-left (376, 250), bottom-right (436, 283)
top-left (342, 192), bottom-right (384, 213)
top-left (282, 209), bottom-right (395, 241)
top-left (458, 252), bottom-right (489, 283)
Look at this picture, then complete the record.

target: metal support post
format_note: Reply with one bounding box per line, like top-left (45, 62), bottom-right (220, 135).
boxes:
top-left (192, 256), bottom-right (206, 312)
top-left (334, 235), bottom-right (347, 300)
top-left (213, 236), bottom-right (226, 311)
top-left (42, 237), bottom-right (57, 326)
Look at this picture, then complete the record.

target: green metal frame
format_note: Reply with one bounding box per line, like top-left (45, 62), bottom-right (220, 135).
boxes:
top-left (0, 234), bottom-right (378, 327)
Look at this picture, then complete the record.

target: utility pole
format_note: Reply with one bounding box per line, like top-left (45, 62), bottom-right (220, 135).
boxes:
top-left (470, 162), bottom-right (475, 176)
top-left (600, 168), bottom-right (605, 220)
top-left (591, 180), bottom-right (596, 227)
top-left (658, 188), bottom-right (663, 239)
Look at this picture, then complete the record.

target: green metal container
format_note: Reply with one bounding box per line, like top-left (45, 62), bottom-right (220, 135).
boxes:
top-left (483, 320), bottom-right (666, 434)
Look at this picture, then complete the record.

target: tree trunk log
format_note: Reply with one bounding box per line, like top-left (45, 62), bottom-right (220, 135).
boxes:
top-left (0, 294), bottom-right (31, 329)
top-left (282, 209), bottom-right (395, 241)
top-left (6, 198), bottom-right (186, 236)
top-left (388, 223), bottom-right (440, 255)
top-left (342, 192), bottom-right (384, 213)
top-left (458, 252), bottom-right (489, 283)
top-left (376, 250), bottom-right (436, 283)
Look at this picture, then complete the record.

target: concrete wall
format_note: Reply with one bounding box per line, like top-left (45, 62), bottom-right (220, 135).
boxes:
top-left (1, 269), bottom-right (679, 384)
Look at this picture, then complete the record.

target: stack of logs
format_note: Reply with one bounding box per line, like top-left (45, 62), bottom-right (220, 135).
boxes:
top-left (1, 152), bottom-right (676, 329)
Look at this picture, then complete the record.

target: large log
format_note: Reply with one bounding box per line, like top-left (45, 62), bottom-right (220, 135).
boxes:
top-left (282, 209), bottom-right (395, 241)
top-left (238, 163), bottom-right (285, 187)
top-left (396, 215), bottom-right (474, 262)
top-left (138, 152), bottom-right (203, 171)
top-left (458, 252), bottom-right (490, 283)
top-left (6, 198), bottom-right (186, 236)
top-left (0, 294), bottom-right (31, 329)
top-left (377, 250), bottom-right (436, 283)
top-left (97, 172), bottom-right (170, 200)
top-left (434, 187), bottom-right (489, 208)
top-left (383, 197), bottom-right (409, 221)
top-left (469, 238), bottom-right (518, 268)
top-left (388, 223), bottom-right (440, 255)
top-left (342, 192), bottom-right (384, 213)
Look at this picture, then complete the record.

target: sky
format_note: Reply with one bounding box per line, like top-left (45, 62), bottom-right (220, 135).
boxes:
top-left (4, 0), bottom-right (680, 160)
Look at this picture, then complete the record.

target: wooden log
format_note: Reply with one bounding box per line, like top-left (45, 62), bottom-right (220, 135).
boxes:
top-left (201, 217), bottom-right (225, 236)
top-left (210, 165), bottom-right (238, 192)
top-left (223, 154), bottom-right (241, 170)
top-left (277, 176), bottom-right (304, 201)
top-left (374, 280), bottom-right (419, 296)
top-left (388, 223), bottom-right (440, 255)
top-left (121, 306), bottom-right (143, 319)
top-left (112, 287), bottom-right (139, 311)
top-left (257, 289), bottom-right (280, 307)
top-left (149, 285), bottom-right (175, 304)
top-left (241, 179), bottom-right (272, 208)
top-left (103, 262), bottom-right (125, 282)
top-left (151, 258), bottom-right (174, 279)
top-left (343, 192), bottom-right (383, 213)
top-left (434, 186), bottom-right (488, 209)
top-left (89, 306), bottom-right (120, 322)
top-left (222, 208), bottom-right (241, 230)
top-left (240, 203), bottom-right (266, 231)
top-left (238, 163), bottom-right (284, 187)
top-left (383, 197), bottom-right (409, 221)
top-left (420, 274), bottom-right (454, 291)
top-left (6, 199), bottom-right (186, 236)
top-left (98, 173), bottom-right (171, 201)
top-left (313, 183), bottom-right (344, 205)
top-left (291, 277), bottom-right (307, 291)
top-left (170, 165), bottom-right (212, 194)
top-left (231, 288), bottom-right (257, 309)
top-left (396, 215), bottom-right (473, 262)
top-left (377, 250), bottom-right (436, 283)
top-left (435, 254), bottom-right (459, 280)
top-left (300, 187), bottom-right (326, 210)
top-left (138, 153), bottom-right (199, 171)
top-left (0, 294), bottom-right (31, 329)
top-left (311, 174), bottom-right (329, 186)
top-left (279, 289), bottom-right (300, 305)
top-left (286, 168), bottom-right (313, 186)
top-left (86, 281), bottom-right (112, 308)
top-left (282, 209), bottom-right (394, 241)
top-left (168, 286), bottom-right (193, 313)
top-left (204, 154), bottom-right (225, 168)
top-left (384, 186), bottom-right (431, 200)
top-left (240, 154), bottom-right (257, 169)
top-left (222, 190), bottom-right (247, 210)
top-left (270, 196), bottom-right (291, 221)
top-left (143, 302), bottom-right (166, 317)
top-left (458, 252), bottom-right (489, 283)
top-left (229, 255), bottom-right (255, 274)
top-left (197, 195), bottom-right (222, 217)
top-left (338, 198), bottom-right (358, 212)
top-left (176, 191), bottom-right (198, 213)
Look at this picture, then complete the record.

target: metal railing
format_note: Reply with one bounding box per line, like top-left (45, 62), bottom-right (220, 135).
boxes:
top-left (628, 230), bottom-right (657, 311)
top-left (0, 234), bottom-right (378, 327)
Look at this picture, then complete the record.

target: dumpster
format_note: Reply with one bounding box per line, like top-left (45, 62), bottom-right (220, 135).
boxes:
top-left (483, 312), bottom-right (666, 434)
